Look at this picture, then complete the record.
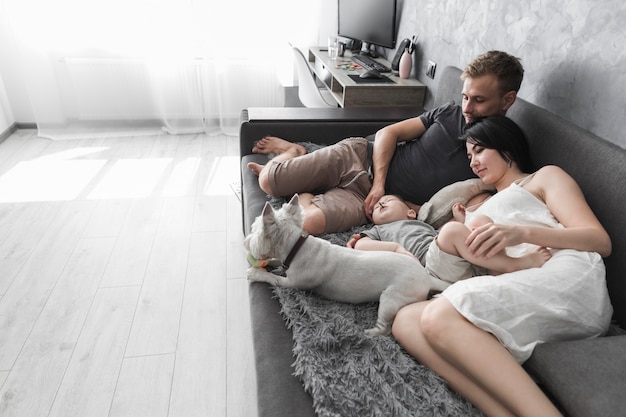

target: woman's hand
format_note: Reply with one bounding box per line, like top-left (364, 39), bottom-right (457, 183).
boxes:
top-left (465, 223), bottom-right (526, 259)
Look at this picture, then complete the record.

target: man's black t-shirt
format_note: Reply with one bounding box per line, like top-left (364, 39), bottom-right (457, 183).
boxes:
top-left (385, 102), bottom-right (476, 204)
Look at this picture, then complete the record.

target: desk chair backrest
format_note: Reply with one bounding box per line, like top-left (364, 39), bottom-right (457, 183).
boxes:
top-left (292, 47), bottom-right (336, 108)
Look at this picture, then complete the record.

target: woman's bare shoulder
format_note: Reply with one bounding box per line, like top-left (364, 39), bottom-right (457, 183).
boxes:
top-left (532, 165), bottom-right (574, 184)
top-left (524, 165), bottom-right (578, 201)
top-left (534, 164), bottom-right (567, 175)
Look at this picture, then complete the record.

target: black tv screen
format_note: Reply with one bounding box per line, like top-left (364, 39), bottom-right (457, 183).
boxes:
top-left (338, 0), bottom-right (397, 52)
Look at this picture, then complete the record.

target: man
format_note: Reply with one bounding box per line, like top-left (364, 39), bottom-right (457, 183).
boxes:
top-left (247, 50), bottom-right (524, 235)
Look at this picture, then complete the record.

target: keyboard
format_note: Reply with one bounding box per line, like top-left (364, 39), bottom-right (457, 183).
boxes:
top-left (351, 54), bottom-right (392, 73)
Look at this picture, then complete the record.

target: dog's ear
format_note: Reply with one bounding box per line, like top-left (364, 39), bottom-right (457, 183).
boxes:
top-left (287, 193), bottom-right (300, 207)
top-left (283, 194), bottom-right (304, 226)
top-left (261, 202), bottom-right (276, 226)
top-left (284, 194), bottom-right (303, 218)
top-left (262, 201), bottom-right (274, 217)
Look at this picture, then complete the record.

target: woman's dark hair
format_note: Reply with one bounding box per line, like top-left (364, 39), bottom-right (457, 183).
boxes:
top-left (460, 116), bottom-right (532, 173)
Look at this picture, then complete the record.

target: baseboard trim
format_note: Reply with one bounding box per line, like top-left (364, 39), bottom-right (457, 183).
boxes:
top-left (15, 122), bottom-right (37, 130)
top-left (0, 122), bottom-right (18, 143)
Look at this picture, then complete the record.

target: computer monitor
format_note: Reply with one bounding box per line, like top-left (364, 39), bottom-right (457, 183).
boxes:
top-left (337, 0), bottom-right (397, 56)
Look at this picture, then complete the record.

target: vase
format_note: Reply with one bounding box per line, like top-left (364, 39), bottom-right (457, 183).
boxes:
top-left (399, 49), bottom-right (412, 79)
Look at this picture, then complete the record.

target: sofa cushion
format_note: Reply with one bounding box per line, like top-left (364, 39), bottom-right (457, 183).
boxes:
top-left (524, 335), bottom-right (626, 417)
top-left (433, 66), bottom-right (464, 107)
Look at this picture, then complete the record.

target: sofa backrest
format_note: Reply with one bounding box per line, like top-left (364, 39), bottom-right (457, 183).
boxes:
top-left (507, 98), bottom-right (626, 327)
top-left (433, 66), bottom-right (464, 108)
top-left (436, 66), bottom-right (626, 327)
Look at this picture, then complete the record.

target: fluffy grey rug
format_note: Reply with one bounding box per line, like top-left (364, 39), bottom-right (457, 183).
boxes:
top-left (270, 225), bottom-right (484, 417)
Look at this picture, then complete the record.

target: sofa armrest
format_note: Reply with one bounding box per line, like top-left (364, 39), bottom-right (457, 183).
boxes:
top-left (239, 107), bottom-right (423, 160)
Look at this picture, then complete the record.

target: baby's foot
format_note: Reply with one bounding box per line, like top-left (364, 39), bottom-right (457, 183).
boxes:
top-left (252, 136), bottom-right (306, 156)
top-left (521, 246), bottom-right (552, 269)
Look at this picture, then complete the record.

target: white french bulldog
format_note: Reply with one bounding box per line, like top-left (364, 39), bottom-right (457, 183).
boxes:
top-left (244, 194), bottom-right (450, 336)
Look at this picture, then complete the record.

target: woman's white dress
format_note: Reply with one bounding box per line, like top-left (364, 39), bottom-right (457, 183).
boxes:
top-left (442, 179), bottom-right (613, 363)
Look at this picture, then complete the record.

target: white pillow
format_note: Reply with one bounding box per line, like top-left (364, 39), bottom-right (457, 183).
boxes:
top-left (417, 178), bottom-right (494, 229)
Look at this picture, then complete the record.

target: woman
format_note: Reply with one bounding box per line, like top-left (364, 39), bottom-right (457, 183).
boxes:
top-left (392, 115), bottom-right (613, 417)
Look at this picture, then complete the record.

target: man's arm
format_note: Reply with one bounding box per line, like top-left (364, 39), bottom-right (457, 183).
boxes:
top-left (365, 117), bottom-right (428, 219)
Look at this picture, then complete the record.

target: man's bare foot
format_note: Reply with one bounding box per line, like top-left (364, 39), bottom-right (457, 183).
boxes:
top-left (252, 136), bottom-right (306, 156)
top-left (247, 162), bottom-right (264, 176)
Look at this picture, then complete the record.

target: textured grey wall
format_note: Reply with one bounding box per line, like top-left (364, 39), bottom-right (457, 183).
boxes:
top-left (393, 0), bottom-right (625, 149)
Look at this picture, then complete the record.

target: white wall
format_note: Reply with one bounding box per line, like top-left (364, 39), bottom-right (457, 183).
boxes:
top-left (0, 73), bottom-right (15, 133)
top-left (396, 0), bottom-right (626, 149)
top-left (0, 2), bottom-right (33, 125)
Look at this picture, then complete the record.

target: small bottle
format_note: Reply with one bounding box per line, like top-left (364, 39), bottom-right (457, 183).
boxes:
top-left (399, 47), bottom-right (412, 79)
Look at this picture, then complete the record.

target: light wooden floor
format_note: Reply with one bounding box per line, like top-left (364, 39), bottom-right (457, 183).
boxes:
top-left (0, 129), bottom-right (257, 417)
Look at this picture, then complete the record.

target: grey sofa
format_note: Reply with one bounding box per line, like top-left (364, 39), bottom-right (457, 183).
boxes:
top-left (239, 66), bottom-right (626, 417)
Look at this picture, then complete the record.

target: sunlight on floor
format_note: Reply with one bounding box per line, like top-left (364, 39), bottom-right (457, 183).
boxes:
top-left (87, 158), bottom-right (171, 199)
top-left (162, 157), bottom-right (201, 197)
top-left (201, 156), bottom-right (239, 196)
top-left (0, 159), bottom-right (106, 203)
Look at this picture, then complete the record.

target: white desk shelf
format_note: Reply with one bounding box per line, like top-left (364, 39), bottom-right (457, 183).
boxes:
top-left (308, 47), bottom-right (426, 108)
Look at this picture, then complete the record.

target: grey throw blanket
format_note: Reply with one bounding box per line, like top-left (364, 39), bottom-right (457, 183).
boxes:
top-left (270, 225), bottom-right (483, 417)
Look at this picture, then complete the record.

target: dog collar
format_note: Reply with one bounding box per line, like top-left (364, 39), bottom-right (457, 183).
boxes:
top-left (283, 232), bottom-right (309, 269)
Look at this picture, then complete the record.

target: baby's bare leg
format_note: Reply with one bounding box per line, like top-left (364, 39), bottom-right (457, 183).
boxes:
top-left (466, 214), bottom-right (493, 230)
top-left (436, 222), bottom-right (551, 274)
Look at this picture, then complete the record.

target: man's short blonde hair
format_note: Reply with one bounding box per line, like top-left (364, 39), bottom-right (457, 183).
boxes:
top-left (462, 50), bottom-right (524, 95)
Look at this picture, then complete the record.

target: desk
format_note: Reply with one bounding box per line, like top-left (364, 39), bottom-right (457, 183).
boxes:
top-left (308, 47), bottom-right (426, 108)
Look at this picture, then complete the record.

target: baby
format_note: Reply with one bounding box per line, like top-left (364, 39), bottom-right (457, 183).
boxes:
top-left (428, 198), bottom-right (552, 281)
top-left (349, 194), bottom-right (551, 283)
top-left (347, 194), bottom-right (436, 264)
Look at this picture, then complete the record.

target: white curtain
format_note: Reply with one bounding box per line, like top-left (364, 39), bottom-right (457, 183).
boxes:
top-left (3, 0), bottom-right (323, 139)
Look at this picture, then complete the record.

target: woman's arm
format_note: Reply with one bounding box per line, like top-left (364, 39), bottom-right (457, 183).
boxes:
top-left (364, 117), bottom-right (427, 219)
top-left (533, 165), bottom-right (611, 256)
top-left (466, 166), bottom-right (612, 258)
